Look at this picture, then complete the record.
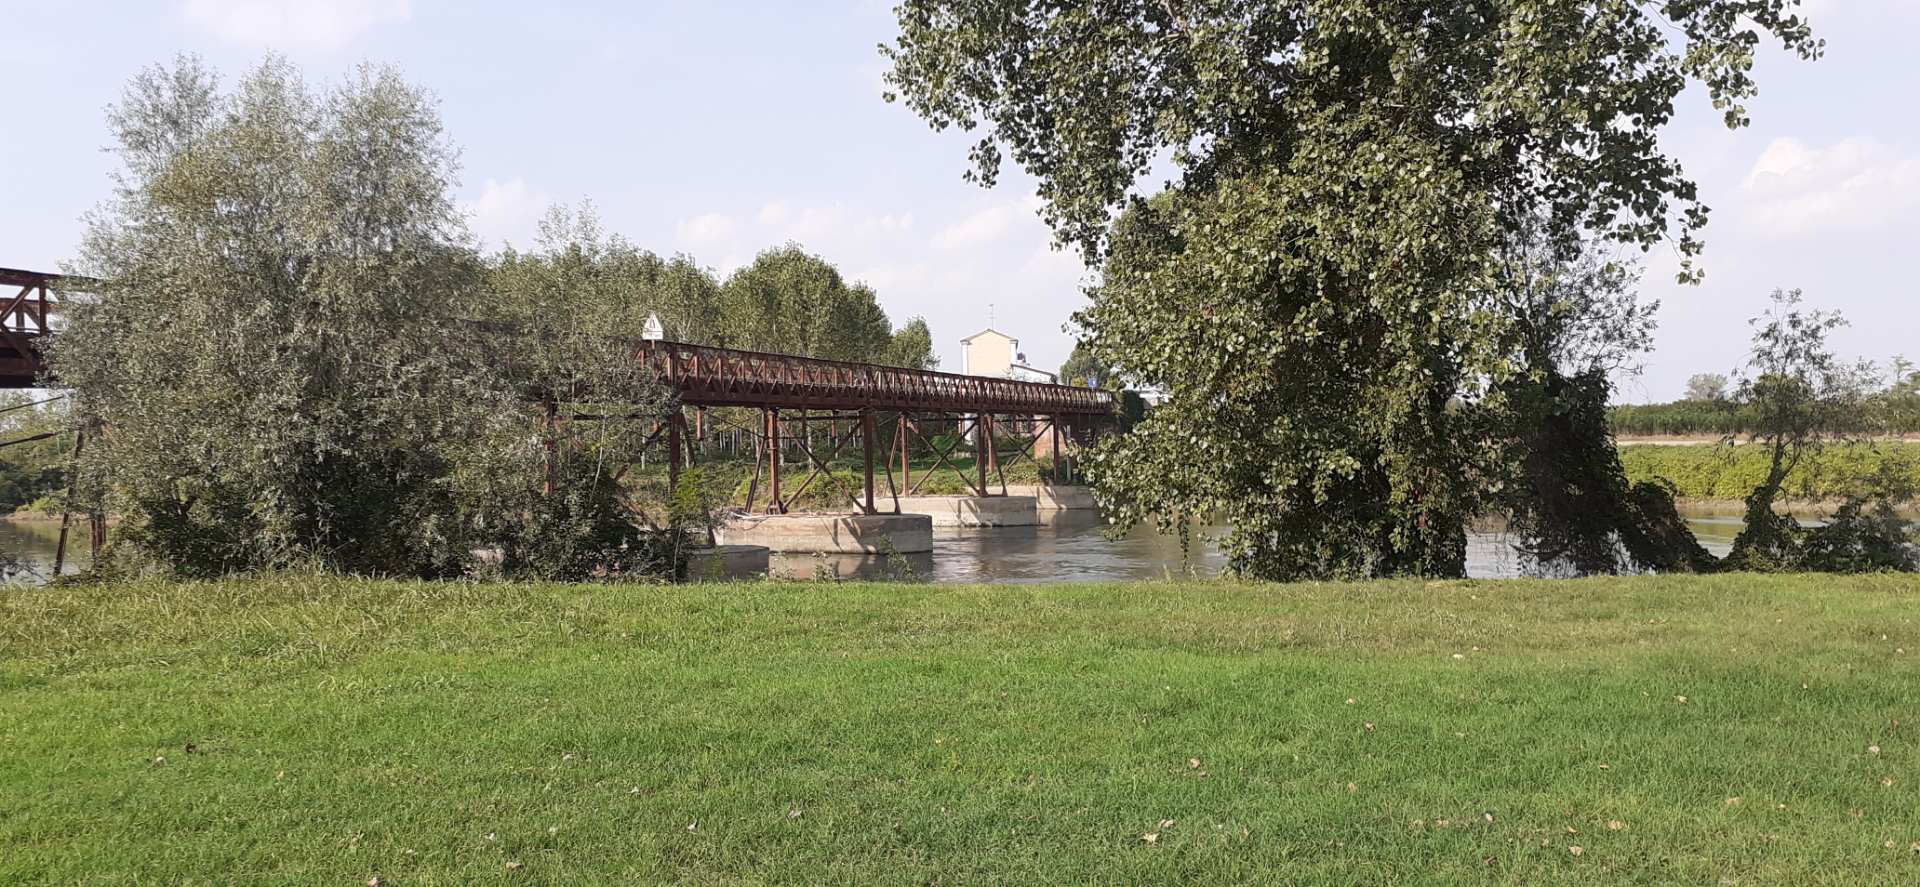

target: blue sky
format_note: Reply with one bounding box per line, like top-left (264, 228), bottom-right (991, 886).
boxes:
top-left (2, 1), bottom-right (1914, 398)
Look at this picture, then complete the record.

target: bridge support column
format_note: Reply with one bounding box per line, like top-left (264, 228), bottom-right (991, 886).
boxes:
top-left (861, 409), bottom-right (876, 514)
top-left (975, 414), bottom-right (990, 495)
top-left (765, 407), bottom-right (783, 514)
top-left (667, 409), bottom-right (685, 490)
top-left (1049, 415), bottom-right (1063, 483)
top-left (898, 414), bottom-right (911, 493)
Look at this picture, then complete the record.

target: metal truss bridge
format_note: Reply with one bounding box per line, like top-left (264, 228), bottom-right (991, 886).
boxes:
top-left (2, 266), bottom-right (1113, 518)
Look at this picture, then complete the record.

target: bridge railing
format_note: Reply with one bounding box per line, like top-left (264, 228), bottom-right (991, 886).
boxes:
top-left (636, 339), bottom-right (1115, 415)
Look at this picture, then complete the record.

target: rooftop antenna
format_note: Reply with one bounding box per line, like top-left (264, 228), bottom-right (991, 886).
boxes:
top-left (987, 303), bottom-right (995, 327)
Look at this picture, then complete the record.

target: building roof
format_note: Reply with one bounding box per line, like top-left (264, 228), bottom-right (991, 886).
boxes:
top-left (1008, 363), bottom-right (1058, 382)
top-left (960, 327), bottom-right (1017, 344)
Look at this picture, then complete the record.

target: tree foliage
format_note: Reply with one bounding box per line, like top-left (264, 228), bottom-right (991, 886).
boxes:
top-left (1722, 289), bottom-right (1895, 571)
top-left (1058, 342), bottom-right (1113, 389)
top-left (885, 0), bottom-right (1821, 580)
top-left (888, 316), bottom-right (940, 370)
top-left (1685, 373), bottom-right (1731, 404)
top-left (719, 245), bottom-right (913, 363)
top-left (1491, 222), bottom-right (1711, 575)
top-left (50, 57), bottom-right (682, 579)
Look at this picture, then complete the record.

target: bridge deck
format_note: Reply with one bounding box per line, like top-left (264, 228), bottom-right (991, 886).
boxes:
top-left (639, 340), bottom-right (1110, 414)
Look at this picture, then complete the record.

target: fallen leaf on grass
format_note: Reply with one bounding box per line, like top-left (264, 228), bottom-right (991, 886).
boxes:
top-left (1726, 797), bottom-right (1743, 806)
top-left (506, 861), bottom-right (524, 871)
top-left (1141, 832), bottom-right (1159, 844)
top-left (1869, 745), bottom-right (1881, 755)
top-left (1159, 819), bottom-right (1176, 829)
top-left (1189, 758), bottom-right (1202, 769)
top-left (1569, 846), bottom-right (1583, 856)
top-left (1607, 820), bottom-right (1626, 831)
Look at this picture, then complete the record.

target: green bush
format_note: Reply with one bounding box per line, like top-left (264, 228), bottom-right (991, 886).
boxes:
top-left (1619, 442), bottom-right (1920, 501)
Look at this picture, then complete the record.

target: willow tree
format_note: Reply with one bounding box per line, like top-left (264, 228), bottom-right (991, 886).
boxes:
top-left (51, 58), bottom-right (678, 580)
top-left (885, 1), bottom-right (1820, 579)
top-left (50, 57), bottom-right (504, 576)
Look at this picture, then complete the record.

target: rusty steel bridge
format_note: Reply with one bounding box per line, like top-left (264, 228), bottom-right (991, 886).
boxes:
top-left (2, 266), bottom-right (1112, 521)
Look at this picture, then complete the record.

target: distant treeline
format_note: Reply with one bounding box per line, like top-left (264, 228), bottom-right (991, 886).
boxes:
top-left (1611, 388), bottom-right (1920, 438)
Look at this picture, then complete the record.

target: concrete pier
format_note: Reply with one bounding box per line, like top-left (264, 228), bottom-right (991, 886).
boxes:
top-left (893, 495), bottom-right (1040, 527)
top-left (684, 544), bottom-right (770, 581)
top-left (1003, 484), bottom-right (1097, 511)
top-left (717, 512), bottom-right (933, 554)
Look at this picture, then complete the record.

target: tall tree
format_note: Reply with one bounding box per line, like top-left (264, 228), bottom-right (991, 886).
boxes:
top-left (1059, 341), bottom-right (1114, 389)
top-left (720, 245), bottom-right (894, 362)
top-left (1724, 289), bottom-right (1877, 570)
top-left (51, 57), bottom-right (680, 580)
top-left (1685, 373), bottom-right (1731, 403)
top-left (887, 316), bottom-right (940, 369)
top-left (1492, 219), bottom-right (1709, 575)
top-left (52, 57), bottom-right (496, 576)
top-left (481, 208), bottom-right (680, 578)
top-left (885, 0), bottom-right (1819, 580)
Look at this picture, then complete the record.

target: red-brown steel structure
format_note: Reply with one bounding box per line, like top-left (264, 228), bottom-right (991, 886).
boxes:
top-left (1, 265), bottom-right (1113, 524)
top-left (0, 267), bottom-right (60, 388)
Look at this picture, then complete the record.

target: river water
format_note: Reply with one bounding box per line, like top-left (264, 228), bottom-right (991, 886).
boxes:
top-left (0, 508), bottom-right (1753, 585)
top-left (766, 508), bottom-right (1745, 582)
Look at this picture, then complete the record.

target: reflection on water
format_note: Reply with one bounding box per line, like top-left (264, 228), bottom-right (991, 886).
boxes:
top-left (0, 506), bottom-right (1853, 586)
top-left (0, 520), bottom-right (92, 584)
top-left (774, 507), bottom-right (1751, 583)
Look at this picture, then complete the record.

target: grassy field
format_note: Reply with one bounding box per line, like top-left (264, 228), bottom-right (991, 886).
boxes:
top-left (3, 575), bottom-right (1918, 884)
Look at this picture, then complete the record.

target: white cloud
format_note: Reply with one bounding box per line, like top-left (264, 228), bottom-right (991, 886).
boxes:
top-left (756, 202), bottom-right (791, 226)
top-left (675, 212), bottom-right (743, 248)
top-left (180, 0), bottom-right (411, 50)
top-left (462, 178), bottom-right (549, 251)
top-left (932, 204), bottom-right (1014, 251)
top-left (671, 196), bottom-right (1086, 370)
top-left (1739, 136), bottom-right (1920, 236)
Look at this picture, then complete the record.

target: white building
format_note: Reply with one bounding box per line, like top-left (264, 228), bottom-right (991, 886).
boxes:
top-left (959, 328), bottom-right (1057, 383)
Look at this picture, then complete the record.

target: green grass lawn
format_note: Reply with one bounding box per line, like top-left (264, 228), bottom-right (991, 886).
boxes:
top-left (3, 575), bottom-right (1918, 884)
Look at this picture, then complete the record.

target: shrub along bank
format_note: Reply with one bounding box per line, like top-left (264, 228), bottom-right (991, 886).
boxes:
top-left (1619, 442), bottom-right (1920, 503)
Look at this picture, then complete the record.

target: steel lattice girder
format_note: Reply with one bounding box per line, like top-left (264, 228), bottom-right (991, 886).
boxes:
top-left (636, 340), bottom-right (1114, 415)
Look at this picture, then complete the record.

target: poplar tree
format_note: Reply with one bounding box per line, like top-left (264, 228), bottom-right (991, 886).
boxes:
top-left (885, 0), bottom-right (1820, 579)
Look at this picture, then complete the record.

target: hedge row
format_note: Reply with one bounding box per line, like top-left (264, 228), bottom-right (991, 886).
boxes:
top-left (1618, 441), bottom-right (1920, 501)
